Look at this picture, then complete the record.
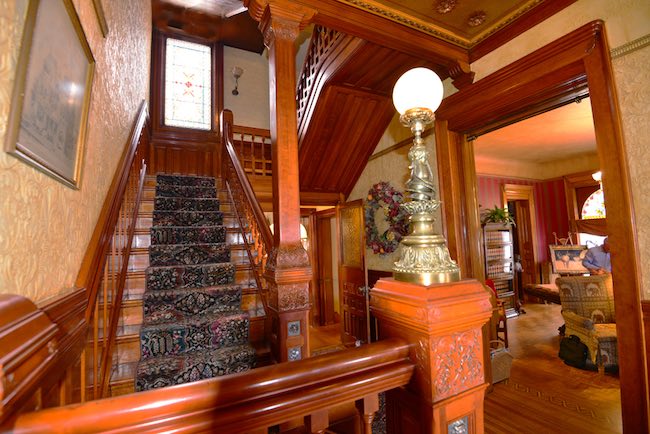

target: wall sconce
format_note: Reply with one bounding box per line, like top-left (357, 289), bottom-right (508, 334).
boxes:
top-left (391, 68), bottom-right (460, 285)
top-left (232, 66), bottom-right (243, 96)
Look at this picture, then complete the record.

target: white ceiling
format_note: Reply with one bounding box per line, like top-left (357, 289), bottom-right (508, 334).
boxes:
top-left (473, 98), bottom-right (597, 164)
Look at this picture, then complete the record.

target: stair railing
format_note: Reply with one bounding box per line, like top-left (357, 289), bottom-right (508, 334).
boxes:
top-left (220, 110), bottom-right (273, 308)
top-left (296, 26), bottom-right (362, 143)
top-left (231, 124), bottom-right (273, 177)
top-left (5, 338), bottom-right (414, 433)
top-left (76, 100), bottom-right (150, 400)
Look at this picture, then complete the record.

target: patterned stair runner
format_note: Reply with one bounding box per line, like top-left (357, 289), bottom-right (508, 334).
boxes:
top-left (135, 174), bottom-right (255, 391)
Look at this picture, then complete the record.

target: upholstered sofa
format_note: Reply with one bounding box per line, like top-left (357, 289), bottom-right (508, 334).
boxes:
top-left (556, 274), bottom-right (618, 370)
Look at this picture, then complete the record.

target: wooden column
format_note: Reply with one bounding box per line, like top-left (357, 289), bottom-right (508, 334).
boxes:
top-left (256, 1), bottom-right (315, 363)
top-left (370, 278), bottom-right (492, 434)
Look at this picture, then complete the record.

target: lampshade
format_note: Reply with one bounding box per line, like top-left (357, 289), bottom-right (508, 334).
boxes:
top-left (392, 68), bottom-right (444, 115)
top-left (592, 171), bottom-right (602, 182)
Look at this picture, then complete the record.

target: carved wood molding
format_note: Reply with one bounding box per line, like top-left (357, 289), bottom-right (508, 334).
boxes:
top-left (447, 60), bottom-right (475, 90)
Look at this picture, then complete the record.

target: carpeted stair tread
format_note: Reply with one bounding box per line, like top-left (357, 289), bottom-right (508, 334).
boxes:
top-left (135, 344), bottom-right (255, 391)
top-left (153, 210), bottom-right (223, 227)
top-left (150, 225), bottom-right (226, 245)
top-left (140, 311), bottom-right (250, 359)
top-left (143, 284), bottom-right (242, 323)
top-left (156, 184), bottom-right (217, 198)
top-left (135, 173), bottom-right (255, 391)
top-left (149, 243), bottom-right (230, 266)
top-left (146, 262), bottom-right (235, 291)
top-left (155, 197), bottom-right (220, 212)
top-left (156, 174), bottom-right (216, 187)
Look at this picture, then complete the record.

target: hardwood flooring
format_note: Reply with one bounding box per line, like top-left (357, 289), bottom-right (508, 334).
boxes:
top-left (484, 303), bottom-right (621, 434)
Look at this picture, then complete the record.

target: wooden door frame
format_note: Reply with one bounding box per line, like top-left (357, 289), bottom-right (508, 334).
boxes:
top-left (435, 21), bottom-right (648, 431)
top-left (502, 184), bottom-right (538, 284)
top-left (312, 208), bottom-right (337, 326)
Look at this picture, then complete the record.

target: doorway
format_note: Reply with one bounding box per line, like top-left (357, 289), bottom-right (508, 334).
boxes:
top-left (435, 21), bottom-right (647, 431)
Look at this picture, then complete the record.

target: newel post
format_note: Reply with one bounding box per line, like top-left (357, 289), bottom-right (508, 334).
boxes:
top-left (248, 0), bottom-right (315, 362)
top-left (370, 279), bottom-right (492, 433)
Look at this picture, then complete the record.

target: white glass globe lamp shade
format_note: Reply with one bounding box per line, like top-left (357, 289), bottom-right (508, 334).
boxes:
top-left (591, 171), bottom-right (602, 182)
top-left (392, 68), bottom-right (444, 115)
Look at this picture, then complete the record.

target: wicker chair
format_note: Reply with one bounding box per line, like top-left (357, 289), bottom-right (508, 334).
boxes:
top-left (556, 274), bottom-right (618, 371)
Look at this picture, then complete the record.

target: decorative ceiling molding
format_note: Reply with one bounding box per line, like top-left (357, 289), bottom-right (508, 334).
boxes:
top-left (335, 0), bottom-right (545, 49)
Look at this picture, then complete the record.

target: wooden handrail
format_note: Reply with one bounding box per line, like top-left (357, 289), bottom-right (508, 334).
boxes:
top-left (220, 110), bottom-right (273, 307)
top-left (6, 338), bottom-right (413, 433)
top-left (73, 100), bottom-right (150, 400)
top-left (77, 100), bottom-right (149, 318)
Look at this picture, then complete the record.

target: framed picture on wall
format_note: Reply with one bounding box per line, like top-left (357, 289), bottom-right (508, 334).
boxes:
top-left (549, 245), bottom-right (589, 275)
top-left (4, 0), bottom-right (95, 189)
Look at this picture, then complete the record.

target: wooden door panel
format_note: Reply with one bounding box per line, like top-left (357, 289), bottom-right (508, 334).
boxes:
top-left (337, 200), bottom-right (368, 345)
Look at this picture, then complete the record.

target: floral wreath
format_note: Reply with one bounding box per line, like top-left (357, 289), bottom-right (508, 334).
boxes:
top-left (364, 182), bottom-right (409, 255)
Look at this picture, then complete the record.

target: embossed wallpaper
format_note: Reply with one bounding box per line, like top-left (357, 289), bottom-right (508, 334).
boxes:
top-left (614, 45), bottom-right (650, 299)
top-left (0, 0), bottom-right (151, 303)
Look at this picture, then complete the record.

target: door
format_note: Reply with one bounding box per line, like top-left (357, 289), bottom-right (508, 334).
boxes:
top-left (513, 200), bottom-right (536, 287)
top-left (337, 200), bottom-right (369, 346)
top-left (502, 184), bottom-right (538, 286)
top-left (314, 209), bottom-right (337, 326)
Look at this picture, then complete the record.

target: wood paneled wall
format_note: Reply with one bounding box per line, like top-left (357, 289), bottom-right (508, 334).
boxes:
top-left (148, 142), bottom-right (219, 176)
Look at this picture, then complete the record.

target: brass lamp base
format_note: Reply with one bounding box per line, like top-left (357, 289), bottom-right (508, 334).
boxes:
top-left (393, 200), bottom-right (461, 286)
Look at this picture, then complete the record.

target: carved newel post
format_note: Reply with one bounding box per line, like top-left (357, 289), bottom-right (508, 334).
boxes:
top-left (370, 69), bottom-right (492, 433)
top-left (247, 0), bottom-right (315, 363)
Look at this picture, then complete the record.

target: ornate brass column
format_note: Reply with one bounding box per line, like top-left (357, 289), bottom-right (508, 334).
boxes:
top-left (391, 68), bottom-right (460, 285)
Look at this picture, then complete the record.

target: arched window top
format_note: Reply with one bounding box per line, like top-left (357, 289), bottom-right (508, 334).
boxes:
top-left (581, 188), bottom-right (606, 219)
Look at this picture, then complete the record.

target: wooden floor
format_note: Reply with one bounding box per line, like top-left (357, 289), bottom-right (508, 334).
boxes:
top-left (484, 303), bottom-right (621, 434)
top-left (310, 323), bottom-right (345, 356)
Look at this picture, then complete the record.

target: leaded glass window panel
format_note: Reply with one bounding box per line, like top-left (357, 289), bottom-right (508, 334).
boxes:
top-left (581, 188), bottom-right (606, 219)
top-left (164, 38), bottom-right (212, 130)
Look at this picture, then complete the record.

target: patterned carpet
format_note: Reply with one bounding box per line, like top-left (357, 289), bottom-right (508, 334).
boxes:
top-left (135, 174), bottom-right (255, 391)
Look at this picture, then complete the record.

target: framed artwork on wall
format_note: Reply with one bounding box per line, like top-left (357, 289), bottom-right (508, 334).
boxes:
top-left (5, 0), bottom-right (95, 189)
top-left (549, 245), bottom-right (589, 275)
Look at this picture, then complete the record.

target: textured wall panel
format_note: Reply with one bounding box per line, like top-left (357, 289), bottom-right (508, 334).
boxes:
top-left (0, 0), bottom-right (151, 303)
top-left (614, 45), bottom-right (650, 299)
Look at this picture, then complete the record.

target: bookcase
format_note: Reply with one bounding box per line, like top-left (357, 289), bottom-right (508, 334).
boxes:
top-left (483, 222), bottom-right (518, 318)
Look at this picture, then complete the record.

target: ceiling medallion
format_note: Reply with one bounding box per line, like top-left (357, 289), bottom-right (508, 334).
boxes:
top-left (467, 10), bottom-right (487, 27)
top-left (435, 0), bottom-right (457, 14)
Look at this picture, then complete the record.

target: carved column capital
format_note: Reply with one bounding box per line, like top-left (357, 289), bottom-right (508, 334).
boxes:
top-left (252, 0), bottom-right (316, 47)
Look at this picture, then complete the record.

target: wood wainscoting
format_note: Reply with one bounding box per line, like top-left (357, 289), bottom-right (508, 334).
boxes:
top-left (148, 140), bottom-right (219, 176)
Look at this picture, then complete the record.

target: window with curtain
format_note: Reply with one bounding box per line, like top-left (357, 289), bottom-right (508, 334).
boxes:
top-left (164, 38), bottom-right (212, 130)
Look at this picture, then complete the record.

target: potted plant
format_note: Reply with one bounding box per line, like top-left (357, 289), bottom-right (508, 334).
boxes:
top-left (480, 205), bottom-right (516, 226)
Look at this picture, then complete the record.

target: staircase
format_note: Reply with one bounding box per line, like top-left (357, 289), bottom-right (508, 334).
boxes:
top-left (102, 174), bottom-right (265, 395)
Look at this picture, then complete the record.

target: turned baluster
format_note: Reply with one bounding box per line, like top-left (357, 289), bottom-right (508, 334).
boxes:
top-left (356, 393), bottom-right (379, 434)
top-left (304, 409), bottom-right (328, 434)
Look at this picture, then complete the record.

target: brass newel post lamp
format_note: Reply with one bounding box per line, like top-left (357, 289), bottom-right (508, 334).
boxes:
top-left (391, 68), bottom-right (460, 285)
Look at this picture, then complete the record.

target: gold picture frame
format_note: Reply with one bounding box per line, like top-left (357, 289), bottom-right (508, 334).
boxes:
top-left (92, 0), bottom-right (109, 38)
top-left (5, 0), bottom-right (95, 189)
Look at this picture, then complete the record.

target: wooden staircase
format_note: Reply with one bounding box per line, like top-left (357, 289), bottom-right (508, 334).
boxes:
top-left (91, 175), bottom-right (270, 397)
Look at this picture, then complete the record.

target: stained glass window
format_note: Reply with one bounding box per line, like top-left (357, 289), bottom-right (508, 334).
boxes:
top-left (164, 38), bottom-right (212, 130)
top-left (581, 188), bottom-right (606, 219)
